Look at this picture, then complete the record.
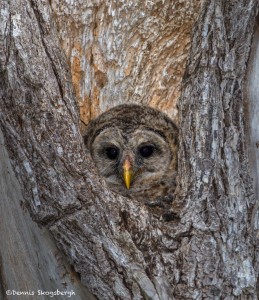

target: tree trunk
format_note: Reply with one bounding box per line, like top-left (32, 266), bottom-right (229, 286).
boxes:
top-left (246, 19), bottom-right (259, 209)
top-left (0, 0), bottom-right (258, 299)
top-left (51, 0), bottom-right (200, 127)
top-left (0, 130), bottom-right (94, 300)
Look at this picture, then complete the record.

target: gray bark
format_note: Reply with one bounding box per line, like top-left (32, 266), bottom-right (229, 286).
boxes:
top-left (173, 1), bottom-right (259, 297)
top-left (246, 20), bottom-right (259, 207)
top-left (0, 130), bottom-right (94, 300)
top-left (0, 0), bottom-right (258, 299)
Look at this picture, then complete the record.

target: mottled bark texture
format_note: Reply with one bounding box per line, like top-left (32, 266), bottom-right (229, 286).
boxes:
top-left (0, 130), bottom-right (94, 300)
top-left (174, 1), bottom-right (259, 298)
top-left (51, 0), bottom-right (200, 128)
top-left (0, 0), bottom-right (258, 300)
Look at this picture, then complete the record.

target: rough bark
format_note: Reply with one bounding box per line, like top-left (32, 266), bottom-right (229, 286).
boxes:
top-left (0, 0), bottom-right (258, 300)
top-left (0, 130), bottom-right (94, 300)
top-left (173, 1), bottom-right (259, 297)
top-left (50, 0), bottom-right (200, 128)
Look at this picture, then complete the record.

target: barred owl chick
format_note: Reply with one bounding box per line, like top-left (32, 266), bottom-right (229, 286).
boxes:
top-left (84, 104), bottom-right (178, 205)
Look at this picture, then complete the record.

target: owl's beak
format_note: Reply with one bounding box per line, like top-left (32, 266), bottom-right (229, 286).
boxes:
top-left (123, 158), bottom-right (133, 189)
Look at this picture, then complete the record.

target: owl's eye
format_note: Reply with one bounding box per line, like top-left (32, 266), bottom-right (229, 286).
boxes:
top-left (105, 147), bottom-right (119, 160)
top-left (139, 145), bottom-right (154, 158)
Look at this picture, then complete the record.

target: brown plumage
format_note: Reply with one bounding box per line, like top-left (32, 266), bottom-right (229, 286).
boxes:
top-left (84, 104), bottom-right (178, 206)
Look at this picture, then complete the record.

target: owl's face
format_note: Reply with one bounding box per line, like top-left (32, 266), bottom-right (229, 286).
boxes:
top-left (91, 127), bottom-right (172, 196)
top-left (84, 105), bottom-right (178, 200)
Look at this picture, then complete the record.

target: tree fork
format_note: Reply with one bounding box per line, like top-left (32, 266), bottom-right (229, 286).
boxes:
top-left (0, 0), bottom-right (259, 299)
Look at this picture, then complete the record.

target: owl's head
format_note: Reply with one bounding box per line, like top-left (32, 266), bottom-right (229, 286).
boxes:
top-left (84, 105), bottom-right (178, 200)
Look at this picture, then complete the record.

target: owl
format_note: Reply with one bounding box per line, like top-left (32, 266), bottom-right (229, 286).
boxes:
top-left (84, 104), bottom-right (178, 212)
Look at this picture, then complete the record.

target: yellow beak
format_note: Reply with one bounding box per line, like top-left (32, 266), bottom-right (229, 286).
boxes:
top-left (123, 159), bottom-right (133, 189)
